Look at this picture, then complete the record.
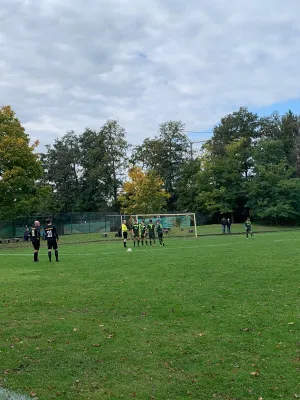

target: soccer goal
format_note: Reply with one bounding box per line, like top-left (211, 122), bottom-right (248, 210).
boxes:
top-left (121, 213), bottom-right (197, 238)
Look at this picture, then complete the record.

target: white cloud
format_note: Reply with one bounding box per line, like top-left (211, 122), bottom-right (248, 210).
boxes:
top-left (1, 0), bottom-right (300, 150)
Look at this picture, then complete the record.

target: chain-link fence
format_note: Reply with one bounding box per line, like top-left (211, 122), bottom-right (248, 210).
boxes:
top-left (0, 212), bottom-right (211, 240)
top-left (0, 212), bottom-right (121, 239)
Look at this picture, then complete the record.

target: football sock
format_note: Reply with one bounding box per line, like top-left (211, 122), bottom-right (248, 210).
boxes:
top-left (48, 251), bottom-right (52, 262)
top-left (55, 250), bottom-right (59, 261)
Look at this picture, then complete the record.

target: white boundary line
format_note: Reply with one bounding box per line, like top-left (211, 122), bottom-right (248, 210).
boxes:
top-left (1, 235), bottom-right (299, 258)
top-left (0, 241), bottom-right (264, 257)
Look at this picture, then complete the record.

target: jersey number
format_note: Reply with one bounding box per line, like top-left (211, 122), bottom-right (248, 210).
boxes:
top-left (46, 230), bottom-right (53, 238)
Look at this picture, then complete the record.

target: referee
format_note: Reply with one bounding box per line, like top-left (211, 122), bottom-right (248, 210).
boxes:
top-left (122, 219), bottom-right (128, 248)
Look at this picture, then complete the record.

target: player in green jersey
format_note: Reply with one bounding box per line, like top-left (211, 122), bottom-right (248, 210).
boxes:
top-left (132, 219), bottom-right (141, 247)
top-left (140, 220), bottom-right (148, 246)
top-left (244, 217), bottom-right (253, 239)
top-left (147, 219), bottom-right (156, 247)
top-left (156, 220), bottom-right (165, 246)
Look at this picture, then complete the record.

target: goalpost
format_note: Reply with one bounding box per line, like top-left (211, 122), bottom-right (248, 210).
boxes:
top-left (120, 213), bottom-right (197, 238)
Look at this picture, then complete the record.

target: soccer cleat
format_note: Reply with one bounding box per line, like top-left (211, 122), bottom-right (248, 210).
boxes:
top-left (163, 243), bottom-right (165, 246)
top-left (56, 259), bottom-right (60, 262)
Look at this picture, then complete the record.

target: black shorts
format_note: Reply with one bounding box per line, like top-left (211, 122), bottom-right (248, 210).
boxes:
top-left (149, 233), bottom-right (155, 239)
top-left (47, 239), bottom-right (58, 250)
top-left (32, 240), bottom-right (40, 251)
top-left (133, 234), bottom-right (140, 238)
top-left (158, 232), bottom-right (163, 238)
top-left (123, 232), bottom-right (128, 239)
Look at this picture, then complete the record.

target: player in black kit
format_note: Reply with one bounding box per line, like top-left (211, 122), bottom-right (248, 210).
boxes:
top-left (44, 218), bottom-right (59, 262)
top-left (30, 220), bottom-right (41, 262)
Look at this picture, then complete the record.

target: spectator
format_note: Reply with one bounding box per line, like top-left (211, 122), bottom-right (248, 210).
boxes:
top-left (24, 228), bottom-right (30, 242)
top-left (221, 217), bottom-right (227, 234)
top-left (227, 218), bottom-right (231, 234)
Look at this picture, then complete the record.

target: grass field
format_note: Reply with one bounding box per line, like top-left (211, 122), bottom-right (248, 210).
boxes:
top-left (1, 223), bottom-right (299, 247)
top-left (0, 231), bottom-right (299, 399)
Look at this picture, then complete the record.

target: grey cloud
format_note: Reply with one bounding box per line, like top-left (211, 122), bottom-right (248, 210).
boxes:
top-left (1, 0), bottom-right (300, 150)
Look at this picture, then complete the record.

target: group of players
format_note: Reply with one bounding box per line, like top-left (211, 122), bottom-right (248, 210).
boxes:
top-left (29, 218), bottom-right (60, 262)
top-left (121, 219), bottom-right (165, 248)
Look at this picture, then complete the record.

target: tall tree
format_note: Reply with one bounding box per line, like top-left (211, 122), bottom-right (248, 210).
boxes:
top-left (260, 110), bottom-right (300, 176)
top-left (132, 121), bottom-right (189, 208)
top-left (42, 131), bottom-right (81, 212)
top-left (195, 140), bottom-right (248, 220)
top-left (0, 106), bottom-right (42, 219)
top-left (280, 111), bottom-right (300, 176)
top-left (209, 107), bottom-right (260, 179)
top-left (119, 167), bottom-right (170, 214)
top-left (175, 158), bottom-right (201, 212)
top-left (188, 107), bottom-right (261, 220)
top-left (80, 120), bottom-right (129, 211)
top-left (247, 139), bottom-right (300, 223)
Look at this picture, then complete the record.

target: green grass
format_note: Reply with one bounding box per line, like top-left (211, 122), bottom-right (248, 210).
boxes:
top-left (2, 223), bottom-right (299, 248)
top-left (0, 232), bottom-right (299, 399)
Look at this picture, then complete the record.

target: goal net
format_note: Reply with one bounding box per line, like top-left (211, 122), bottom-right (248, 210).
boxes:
top-left (121, 213), bottom-right (197, 238)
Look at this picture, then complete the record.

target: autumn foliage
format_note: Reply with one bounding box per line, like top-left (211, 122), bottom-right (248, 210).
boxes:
top-left (0, 106), bottom-right (42, 219)
top-left (118, 166), bottom-right (170, 214)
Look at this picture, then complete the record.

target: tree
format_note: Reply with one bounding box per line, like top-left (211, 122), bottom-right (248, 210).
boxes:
top-left (42, 131), bottom-right (81, 212)
top-left (260, 110), bottom-right (300, 176)
top-left (191, 138), bottom-right (250, 221)
top-left (80, 120), bottom-right (129, 211)
top-left (208, 107), bottom-right (260, 179)
top-left (15, 185), bottom-right (57, 216)
top-left (175, 158), bottom-right (201, 212)
top-left (247, 139), bottom-right (300, 224)
top-left (132, 121), bottom-right (189, 208)
top-left (0, 106), bottom-right (42, 219)
top-left (118, 167), bottom-right (170, 214)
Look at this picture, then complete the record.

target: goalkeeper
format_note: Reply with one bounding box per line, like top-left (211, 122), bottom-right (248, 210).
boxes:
top-left (244, 217), bottom-right (253, 239)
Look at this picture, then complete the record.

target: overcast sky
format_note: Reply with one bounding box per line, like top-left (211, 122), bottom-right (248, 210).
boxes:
top-left (1, 0), bottom-right (300, 151)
